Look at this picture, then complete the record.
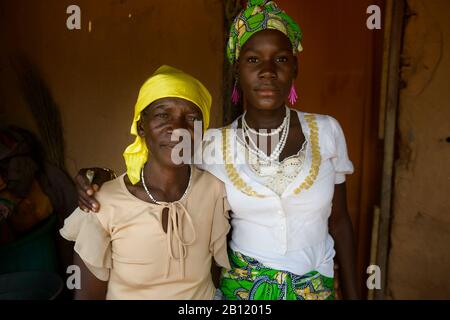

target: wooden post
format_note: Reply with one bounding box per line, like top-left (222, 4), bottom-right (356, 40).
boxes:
top-left (374, 0), bottom-right (406, 300)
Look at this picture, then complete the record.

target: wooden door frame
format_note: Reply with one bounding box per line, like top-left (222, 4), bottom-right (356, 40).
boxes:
top-left (374, 0), bottom-right (406, 300)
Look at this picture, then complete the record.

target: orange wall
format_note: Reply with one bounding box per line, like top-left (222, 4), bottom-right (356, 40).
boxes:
top-left (0, 0), bottom-right (224, 176)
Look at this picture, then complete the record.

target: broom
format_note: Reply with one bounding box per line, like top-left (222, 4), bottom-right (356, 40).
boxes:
top-left (11, 55), bottom-right (66, 170)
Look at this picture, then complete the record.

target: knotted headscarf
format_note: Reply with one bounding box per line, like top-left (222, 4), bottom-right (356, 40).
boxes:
top-left (123, 65), bottom-right (212, 184)
top-left (226, 0), bottom-right (303, 64)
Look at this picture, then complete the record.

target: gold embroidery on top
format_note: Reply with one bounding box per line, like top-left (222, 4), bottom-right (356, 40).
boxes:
top-left (293, 114), bottom-right (321, 194)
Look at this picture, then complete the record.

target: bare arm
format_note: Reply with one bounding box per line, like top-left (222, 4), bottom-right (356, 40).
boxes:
top-left (329, 182), bottom-right (361, 300)
top-left (73, 252), bottom-right (108, 300)
top-left (210, 264), bottom-right (220, 289)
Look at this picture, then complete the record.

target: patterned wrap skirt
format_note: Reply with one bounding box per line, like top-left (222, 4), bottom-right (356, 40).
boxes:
top-left (219, 250), bottom-right (335, 300)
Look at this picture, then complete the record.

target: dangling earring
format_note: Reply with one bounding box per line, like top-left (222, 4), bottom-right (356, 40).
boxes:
top-left (288, 84), bottom-right (298, 105)
top-left (231, 79), bottom-right (240, 105)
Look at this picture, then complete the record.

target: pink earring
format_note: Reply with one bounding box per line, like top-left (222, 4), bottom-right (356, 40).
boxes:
top-left (288, 84), bottom-right (298, 105)
top-left (231, 80), bottom-right (240, 105)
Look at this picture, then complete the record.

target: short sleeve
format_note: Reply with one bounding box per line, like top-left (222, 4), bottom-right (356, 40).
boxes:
top-left (209, 185), bottom-right (231, 270)
top-left (59, 208), bottom-right (112, 281)
top-left (328, 116), bottom-right (354, 184)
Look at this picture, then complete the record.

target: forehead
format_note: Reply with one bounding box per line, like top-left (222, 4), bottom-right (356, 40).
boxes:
top-left (241, 29), bottom-right (293, 53)
top-left (144, 97), bottom-right (202, 114)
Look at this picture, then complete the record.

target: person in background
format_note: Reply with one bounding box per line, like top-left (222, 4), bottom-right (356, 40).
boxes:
top-left (0, 126), bottom-right (77, 299)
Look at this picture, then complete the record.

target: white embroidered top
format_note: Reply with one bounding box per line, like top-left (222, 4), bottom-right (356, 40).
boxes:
top-left (200, 110), bottom-right (354, 277)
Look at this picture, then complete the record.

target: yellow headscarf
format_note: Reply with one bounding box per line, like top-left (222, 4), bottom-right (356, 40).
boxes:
top-left (123, 65), bottom-right (212, 184)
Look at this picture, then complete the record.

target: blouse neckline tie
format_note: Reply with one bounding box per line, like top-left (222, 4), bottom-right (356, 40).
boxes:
top-left (161, 201), bottom-right (196, 279)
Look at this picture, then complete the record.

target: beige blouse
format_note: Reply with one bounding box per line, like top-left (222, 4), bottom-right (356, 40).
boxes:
top-left (60, 166), bottom-right (231, 300)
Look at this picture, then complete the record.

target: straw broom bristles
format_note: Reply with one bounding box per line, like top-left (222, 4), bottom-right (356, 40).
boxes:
top-left (12, 55), bottom-right (66, 170)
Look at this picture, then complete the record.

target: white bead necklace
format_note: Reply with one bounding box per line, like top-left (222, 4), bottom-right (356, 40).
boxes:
top-left (243, 120), bottom-right (289, 163)
top-left (141, 166), bottom-right (192, 205)
top-left (241, 106), bottom-right (290, 163)
top-left (242, 107), bottom-right (289, 137)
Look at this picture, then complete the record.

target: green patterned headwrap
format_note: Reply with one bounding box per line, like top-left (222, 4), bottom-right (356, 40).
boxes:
top-left (226, 0), bottom-right (303, 64)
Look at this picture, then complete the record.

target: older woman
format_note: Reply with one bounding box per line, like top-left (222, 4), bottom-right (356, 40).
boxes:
top-left (60, 65), bottom-right (230, 300)
top-left (75, 0), bottom-right (360, 300)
